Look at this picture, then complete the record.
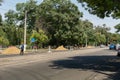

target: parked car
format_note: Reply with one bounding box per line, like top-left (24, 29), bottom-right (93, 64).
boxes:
top-left (117, 46), bottom-right (120, 56)
top-left (100, 44), bottom-right (105, 48)
top-left (109, 44), bottom-right (116, 50)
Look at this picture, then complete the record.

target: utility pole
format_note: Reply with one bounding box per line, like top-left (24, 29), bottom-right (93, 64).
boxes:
top-left (24, 10), bottom-right (27, 51)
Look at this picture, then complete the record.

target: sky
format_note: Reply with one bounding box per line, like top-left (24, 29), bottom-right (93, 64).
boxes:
top-left (0, 0), bottom-right (120, 33)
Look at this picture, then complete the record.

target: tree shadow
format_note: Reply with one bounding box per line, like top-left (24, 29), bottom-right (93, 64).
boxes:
top-left (49, 55), bottom-right (120, 80)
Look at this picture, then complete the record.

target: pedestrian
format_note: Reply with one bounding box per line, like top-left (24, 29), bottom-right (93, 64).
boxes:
top-left (20, 44), bottom-right (24, 55)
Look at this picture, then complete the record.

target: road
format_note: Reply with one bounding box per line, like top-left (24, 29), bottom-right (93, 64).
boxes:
top-left (0, 48), bottom-right (120, 80)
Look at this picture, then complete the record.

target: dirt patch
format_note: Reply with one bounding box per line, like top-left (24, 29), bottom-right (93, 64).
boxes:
top-left (2, 46), bottom-right (20, 54)
top-left (87, 46), bottom-right (95, 48)
top-left (56, 45), bottom-right (67, 51)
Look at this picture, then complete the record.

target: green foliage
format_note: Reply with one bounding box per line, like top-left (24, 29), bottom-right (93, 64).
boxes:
top-left (4, 9), bottom-right (23, 45)
top-left (76, 20), bottom-right (94, 45)
top-left (0, 36), bottom-right (9, 46)
top-left (1, 0), bottom-right (119, 47)
top-left (0, 0), bottom-right (3, 5)
top-left (5, 10), bottom-right (18, 25)
top-left (77, 0), bottom-right (120, 18)
top-left (0, 14), bottom-right (2, 25)
top-left (94, 25), bottom-right (111, 45)
top-left (37, 0), bottom-right (83, 46)
top-left (110, 33), bottom-right (120, 43)
top-left (0, 27), bottom-right (9, 45)
top-left (16, 0), bottom-right (38, 30)
top-left (94, 33), bottom-right (106, 45)
top-left (114, 24), bottom-right (120, 32)
top-left (1, 23), bottom-right (24, 45)
top-left (30, 29), bottom-right (48, 47)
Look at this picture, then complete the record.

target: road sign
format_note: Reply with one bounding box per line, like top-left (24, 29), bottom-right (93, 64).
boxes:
top-left (31, 38), bottom-right (36, 42)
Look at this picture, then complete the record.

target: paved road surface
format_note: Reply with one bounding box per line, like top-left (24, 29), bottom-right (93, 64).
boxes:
top-left (0, 48), bottom-right (120, 80)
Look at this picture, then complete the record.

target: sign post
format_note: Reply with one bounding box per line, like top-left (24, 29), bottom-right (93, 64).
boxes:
top-left (31, 38), bottom-right (37, 52)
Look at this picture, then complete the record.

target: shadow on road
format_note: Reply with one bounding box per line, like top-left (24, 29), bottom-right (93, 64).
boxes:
top-left (49, 55), bottom-right (120, 80)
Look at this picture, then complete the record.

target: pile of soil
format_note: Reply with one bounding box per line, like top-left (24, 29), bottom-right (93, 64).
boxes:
top-left (56, 45), bottom-right (67, 50)
top-left (0, 50), bottom-right (1, 54)
top-left (2, 46), bottom-right (20, 54)
top-left (87, 46), bottom-right (94, 48)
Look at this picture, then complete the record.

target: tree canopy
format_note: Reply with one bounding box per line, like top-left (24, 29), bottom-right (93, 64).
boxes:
top-left (0, 0), bottom-right (2, 5)
top-left (0, 0), bottom-right (118, 48)
top-left (37, 0), bottom-right (83, 46)
top-left (77, 0), bottom-right (120, 33)
top-left (114, 24), bottom-right (120, 32)
top-left (77, 0), bottom-right (120, 18)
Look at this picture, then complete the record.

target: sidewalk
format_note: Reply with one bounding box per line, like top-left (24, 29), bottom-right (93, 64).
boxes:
top-left (0, 47), bottom-right (106, 59)
top-left (0, 47), bottom-right (106, 68)
top-left (0, 47), bottom-right (97, 58)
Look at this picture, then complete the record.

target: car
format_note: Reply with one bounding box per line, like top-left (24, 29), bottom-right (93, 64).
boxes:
top-left (100, 44), bottom-right (105, 48)
top-left (117, 46), bottom-right (120, 56)
top-left (109, 44), bottom-right (116, 50)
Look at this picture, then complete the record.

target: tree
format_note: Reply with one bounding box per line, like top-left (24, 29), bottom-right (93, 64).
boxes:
top-left (16, 0), bottom-right (38, 30)
top-left (2, 0), bottom-right (38, 46)
top-left (30, 29), bottom-right (48, 48)
top-left (5, 10), bottom-right (18, 26)
top-left (0, 27), bottom-right (9, 46)
top-left (109, 33), bottom-right (120, 44)
top-left (0, 0), bottom-right (3, 25)
top-left (0, 36), bottom-right (9, 46)
top-left (114, 23), bottom-right (120, 32)
top-left (94, 25), bottom-right (110, 45)
top-left (37, 0), bottom-right (83, 46)
top-left (77, 0), bottom-right (120, 18)
top-left (94, 33), bottom-right (106, 45)
top-left (78, 20), bottom-right (94, 46)
top-left (0, 14), bottom-right (2, 25)
top-left (4, 10), bottom-right (21, 45)
top-left (0, 0), bottom-right (3, 5)
top-left (1, 19), bottom-right (24, 45)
